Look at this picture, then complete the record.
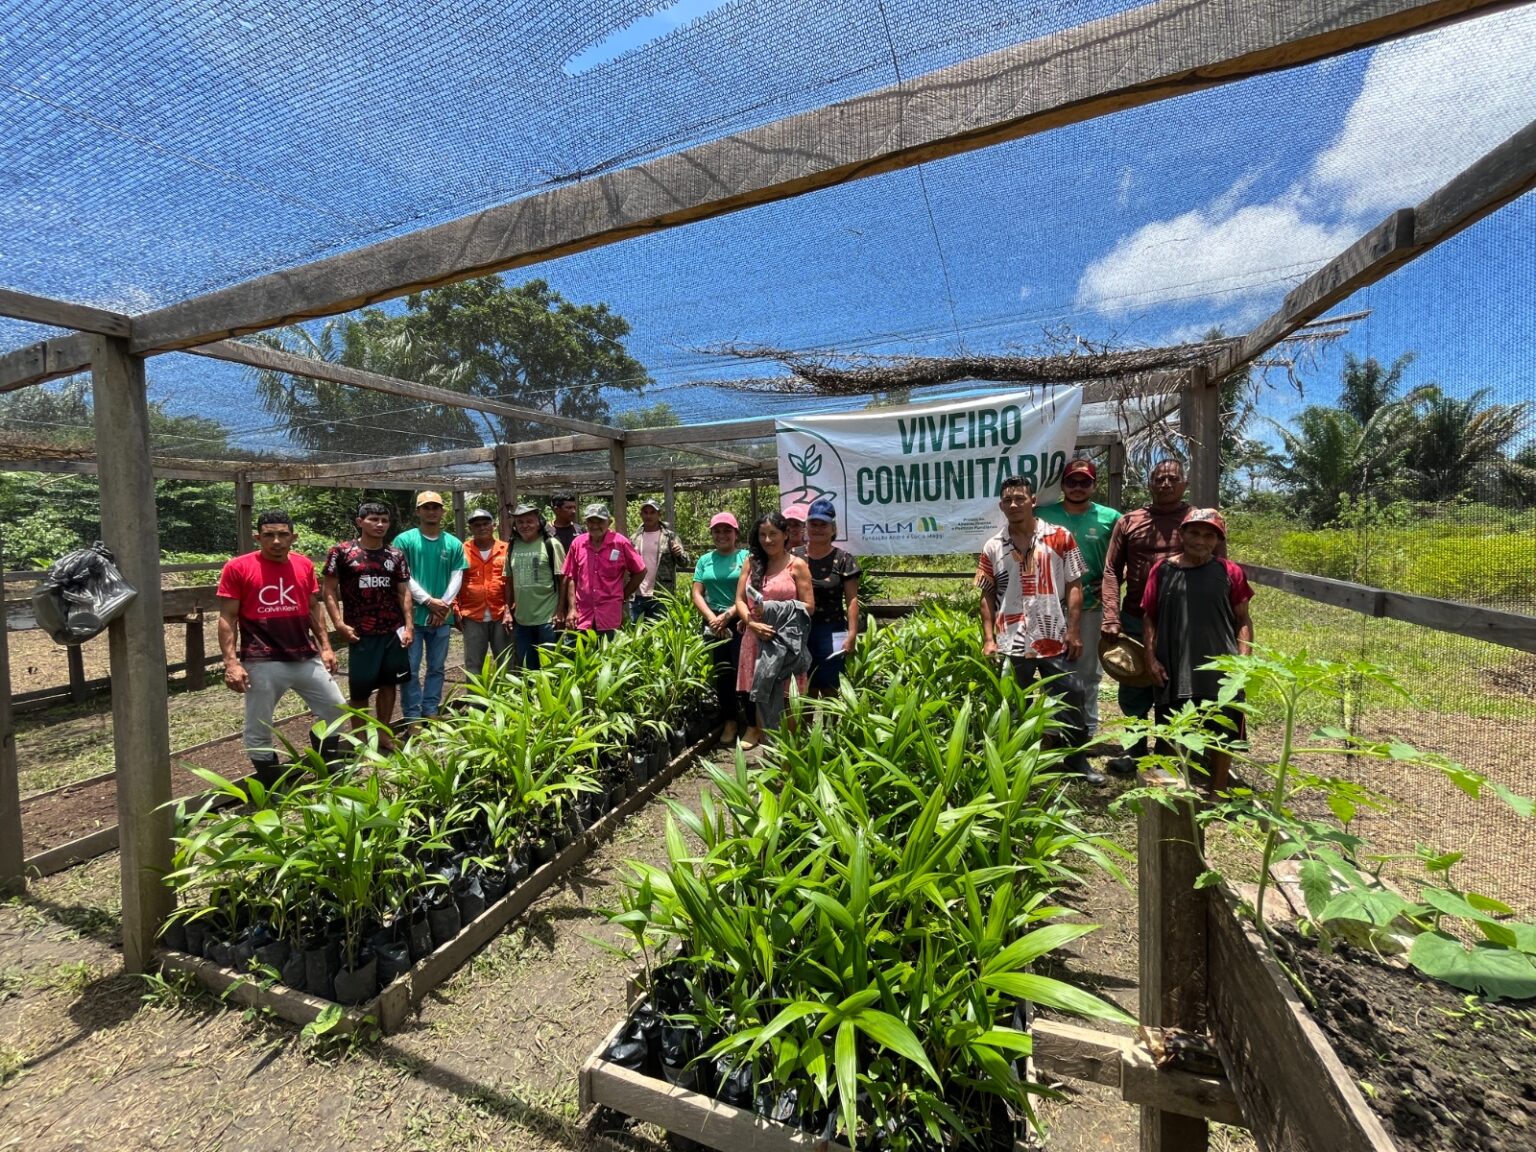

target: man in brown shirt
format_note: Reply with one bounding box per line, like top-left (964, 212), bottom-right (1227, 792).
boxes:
top-left (1100, 459), bottom-right (1225, 774)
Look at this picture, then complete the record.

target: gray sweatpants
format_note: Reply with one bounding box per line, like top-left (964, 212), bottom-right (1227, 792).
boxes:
top-left (1072, 605), bottom-right (1105, 737)
top-left (243, 658), bottom-right (347, 763)
top-left (461, 617), bottom-right (511, 676)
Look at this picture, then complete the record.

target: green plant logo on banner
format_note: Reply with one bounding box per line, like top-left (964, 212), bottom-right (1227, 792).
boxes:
top-left (776, 389), bottom-right (1083, 556)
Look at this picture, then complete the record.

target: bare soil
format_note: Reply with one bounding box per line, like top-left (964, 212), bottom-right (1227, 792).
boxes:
top-left (1279, 927), bottom-right (1536, 1152)
top-left (5, 622), bottom-right (204, 695)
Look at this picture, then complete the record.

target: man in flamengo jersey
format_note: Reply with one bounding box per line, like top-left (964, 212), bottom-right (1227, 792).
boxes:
top-left (216, 509), bottom-right (346, 785)
top-left (322, 501), bottom-right (415, 747)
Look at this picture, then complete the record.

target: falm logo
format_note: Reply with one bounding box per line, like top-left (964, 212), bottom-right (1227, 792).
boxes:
top-left (862, 517), bottom-right (941, 536)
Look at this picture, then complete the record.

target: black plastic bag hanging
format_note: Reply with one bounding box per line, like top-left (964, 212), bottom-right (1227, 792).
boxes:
top-left (29, 542), bottom-right (137, 645)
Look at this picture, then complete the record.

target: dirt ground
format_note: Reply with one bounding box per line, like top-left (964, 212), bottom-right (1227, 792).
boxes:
top-left (0, 749), bottom-right (1191, 1152)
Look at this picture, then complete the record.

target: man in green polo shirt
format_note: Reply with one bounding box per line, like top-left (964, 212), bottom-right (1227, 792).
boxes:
top-left (1038, 458), bottom-right (1122, 748)
top-left (393, 491), bottom-right (469, 723)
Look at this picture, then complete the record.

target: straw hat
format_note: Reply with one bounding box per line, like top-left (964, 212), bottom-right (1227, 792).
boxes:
top-left (1099, 632), bottom-right (1158, 687)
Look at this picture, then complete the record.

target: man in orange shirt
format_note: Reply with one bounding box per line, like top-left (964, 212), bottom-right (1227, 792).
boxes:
top-left (456, 508), bottom-right (512, 674)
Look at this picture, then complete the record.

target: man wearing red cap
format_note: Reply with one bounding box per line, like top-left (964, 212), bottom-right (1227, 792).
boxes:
top-left (1038, 457), bottom-right (1121, 751)
top-left (1140, 508), bottom-right (1254, 790)
top-left (1100, 459), bottom-right (1224, 774)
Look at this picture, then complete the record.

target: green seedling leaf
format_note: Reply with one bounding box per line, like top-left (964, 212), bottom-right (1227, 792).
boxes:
top-left (1409, 931), bottom-right (1536, 1000)
top-left (852, 1009), bottom-right (940, 1084)
top-left (1320, 888), bottom-right (1416, 928)
top-left (980, 972), bottom-right (1136, 1026)
top-left (1492, 783), bottom-right (1535, 818)
top-left (1194, 870), bottom-right (1224, 890)
top-left (1297, 860), bottom-right (1334, 919)
top-left (982, 923), bottom-right (1097, 976)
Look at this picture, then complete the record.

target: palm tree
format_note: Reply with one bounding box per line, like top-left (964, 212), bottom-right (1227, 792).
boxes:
top-left (1267, 403), bottom-right (1418, 526)
top-left (1401, 386), bottom-right (1533, 502)
top-left (1337, 352), bottom-right (1415, 426)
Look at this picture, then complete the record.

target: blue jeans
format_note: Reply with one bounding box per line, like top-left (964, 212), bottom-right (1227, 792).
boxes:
top-left (630, 595), bottom-right (666, 624)
top-left (403, 622), bottom-right (452, 721)
top-left (513, 621), bottom-right (556, 669)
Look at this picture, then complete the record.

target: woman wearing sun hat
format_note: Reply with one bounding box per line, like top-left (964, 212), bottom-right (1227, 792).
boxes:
top-left (692, 511), bottom-right (751, 741)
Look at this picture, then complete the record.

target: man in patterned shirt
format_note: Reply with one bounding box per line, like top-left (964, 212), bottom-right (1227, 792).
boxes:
top-left (322, 502), bottom-right (415, 746)
top-left (976, 475), bottom-right (1101, 784)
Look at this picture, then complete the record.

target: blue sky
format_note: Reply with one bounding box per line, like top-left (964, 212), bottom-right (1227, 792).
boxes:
top-left (5, 4), bottom-right (1535, 459)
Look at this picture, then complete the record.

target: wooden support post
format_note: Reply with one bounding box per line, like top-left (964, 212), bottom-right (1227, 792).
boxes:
top-left (234, 472), bottom-right (253, 554)
top-left (452, 490), bottom-right (467, 539)
top-left (663, 468), bottom-right (676, 529)
top-left (610, 440), bottom-right (628, 536)
top-left (1108, 441), bottom-right (1126, 510)
top-left (1180, 365), bottom-right (1221, 506)
top-left (1138, 772), bottom-right (1210, 1152)
top-left (494, 446), bottom-right (516, 542)
top-left (91, 336), bottom-right (174, 974)
top-left (0, 562), bottom-right (22, 896)
top-left (184, 613), bottom-right (207, 690)
top-left (749, 479), bottom-right (760, 524)
top-left (67, 643), bottom-right (88, 704)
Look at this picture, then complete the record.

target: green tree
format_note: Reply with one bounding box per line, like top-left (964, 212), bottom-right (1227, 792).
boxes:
top-left (1401, 385), bottom-right (1534, 502)
top-left (1266, 404), bottom-right (1417, 526)
top-left (1338, 352), bottom-right (1415, 426)
top-left (252, 277), bottom-right (651, 456)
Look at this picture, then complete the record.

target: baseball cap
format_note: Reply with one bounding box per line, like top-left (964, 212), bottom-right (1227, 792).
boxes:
top-left (511, 502), bottom-right (540, 517)
top-left (709, 511), bottom-right (739, 530)
top-left (782, 504), bottom-right (808, 522)
top-left (1063, 459), bottom-right (1097, 482)
top-left (583, 502), bottom-right (612, 521)
top-left (639, 498), bottom-right (661, 511)
top-left (1182, 507), bottom-right (1227, 538)
top-left (806, 498), bottom-right (837, 522)
top-left (466, 507), bottom-right (493, 522)
top-left (416, 490), bottom-right (445, 507)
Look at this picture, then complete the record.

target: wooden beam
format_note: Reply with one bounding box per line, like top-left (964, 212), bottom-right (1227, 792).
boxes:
top-left (1220, 117), bottom-right (1536, 378)
top-left (610, 440), bottom-right (628, 535)
top-left (129, 0), bottom-right (1516, 353)
top-left (1242, 563), bottom-right (1536, 654)
top-left (1209, 885), bottom-right (1396, 1152)
top-left (191, 339), bottom-right (626, 440)
top-left (452, 489), bottom-right (467, 538)
top-left (1138, 771), bottom-right (1210, 1152)
top-left (0, 453), bottom-right (246, 483)
top-left (494, 446), bottom-right (516, 541)
top-left (623, 418), bottom-right (778, 449)
top-left (90, 335), bottom-right (173, 973)
top-left (1107, 441), bottom-right (1127, 510)
top-left (0, 288), bottom-right (131, 338)
top-left (249, 445), bottom-right (497, 483)
top-left (0, 332), bottom-right (95, 393)
top-left (0, 561), bottom-right (21, 895)
top-left (1179, 365), bottom-right (1221, 506)
top-left (504, 432), bottom-right (612, 459)
top-left (663, 468), bottom-right (676, 527)
top-left (234, 473), bottom-right (254, 554)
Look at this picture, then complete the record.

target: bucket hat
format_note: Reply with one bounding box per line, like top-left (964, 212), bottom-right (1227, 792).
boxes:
top-left (1099, 632), bottom-right (1158, 688)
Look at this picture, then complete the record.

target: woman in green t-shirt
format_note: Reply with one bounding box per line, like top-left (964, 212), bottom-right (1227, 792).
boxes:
top-left (691, 511), bottom-right (750, 742)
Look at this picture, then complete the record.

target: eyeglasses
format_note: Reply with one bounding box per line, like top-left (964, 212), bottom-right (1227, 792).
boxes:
top-left (1062, 477), bottom-right (1093, 487)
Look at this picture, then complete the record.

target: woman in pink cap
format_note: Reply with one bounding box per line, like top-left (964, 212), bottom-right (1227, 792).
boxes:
top-left (691, 511), bottom-right (752, 742)
top-left (781, 503), bottom-right (808, 552)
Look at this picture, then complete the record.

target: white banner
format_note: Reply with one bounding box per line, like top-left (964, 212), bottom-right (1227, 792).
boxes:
top-left (776, 389), bottom-right (1083, 555)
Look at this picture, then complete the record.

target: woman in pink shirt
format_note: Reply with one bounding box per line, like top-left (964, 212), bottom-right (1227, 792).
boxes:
top-left (733, 512), bottom-right (813, 749)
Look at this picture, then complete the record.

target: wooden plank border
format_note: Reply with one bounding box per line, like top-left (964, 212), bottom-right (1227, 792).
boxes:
top-left (155, 731), bottom-right (717, 1034)
top-left (1206, 885), bottom-right (1398, 1152)
top-left (1242, 564), bottom-right (1536, 654)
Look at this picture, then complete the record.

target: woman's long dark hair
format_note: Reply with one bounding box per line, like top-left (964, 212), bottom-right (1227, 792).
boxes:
top-left (746, 511), bottom-right (790, 588)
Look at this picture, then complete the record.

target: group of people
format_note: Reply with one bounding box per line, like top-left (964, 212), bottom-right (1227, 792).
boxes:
top-left (976, 457), bottom-right (1254, 786)
top-left (217, 456), bottom-right (1250, 788)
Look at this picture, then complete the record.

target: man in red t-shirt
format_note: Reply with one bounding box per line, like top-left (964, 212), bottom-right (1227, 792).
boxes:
top-left (217, 509), bottom-right (346, 784)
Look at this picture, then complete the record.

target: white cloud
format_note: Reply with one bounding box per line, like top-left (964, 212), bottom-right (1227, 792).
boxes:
top-left (1073, 7), bottom-right (1536, 322)
top-left (1115, 167), bottom-right (1134, 209)
top-left (1074, 197), bottom-right (1357, 317)
top-left (1308, 7), bottom-right (1536, 217)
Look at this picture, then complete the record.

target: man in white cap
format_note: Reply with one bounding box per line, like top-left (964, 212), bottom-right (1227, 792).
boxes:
top-left (557, 503), bottom-right (645, 638)
top-left (630, 497), bottom-right (690, 623)
top-left (394, 491), bottom-right (468, 723)
top-left (455, 507), bottom-right (511, 674)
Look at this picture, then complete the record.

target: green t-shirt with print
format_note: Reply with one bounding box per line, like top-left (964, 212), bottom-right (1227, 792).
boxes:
top-left (393, 527), bottom-right (469, 627)
top-left (693, 548), bottom-right (748, 615)
top-left (507, 536), bottom-right (567, 626)
top-left (1036, 502), bottom-right (1121, 610)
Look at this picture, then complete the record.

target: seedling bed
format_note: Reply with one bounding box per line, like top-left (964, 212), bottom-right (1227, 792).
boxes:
top-left (156, 732), bottom-right (716, 1035)
top-left (579, 999), bottom-right (1032, 1152)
